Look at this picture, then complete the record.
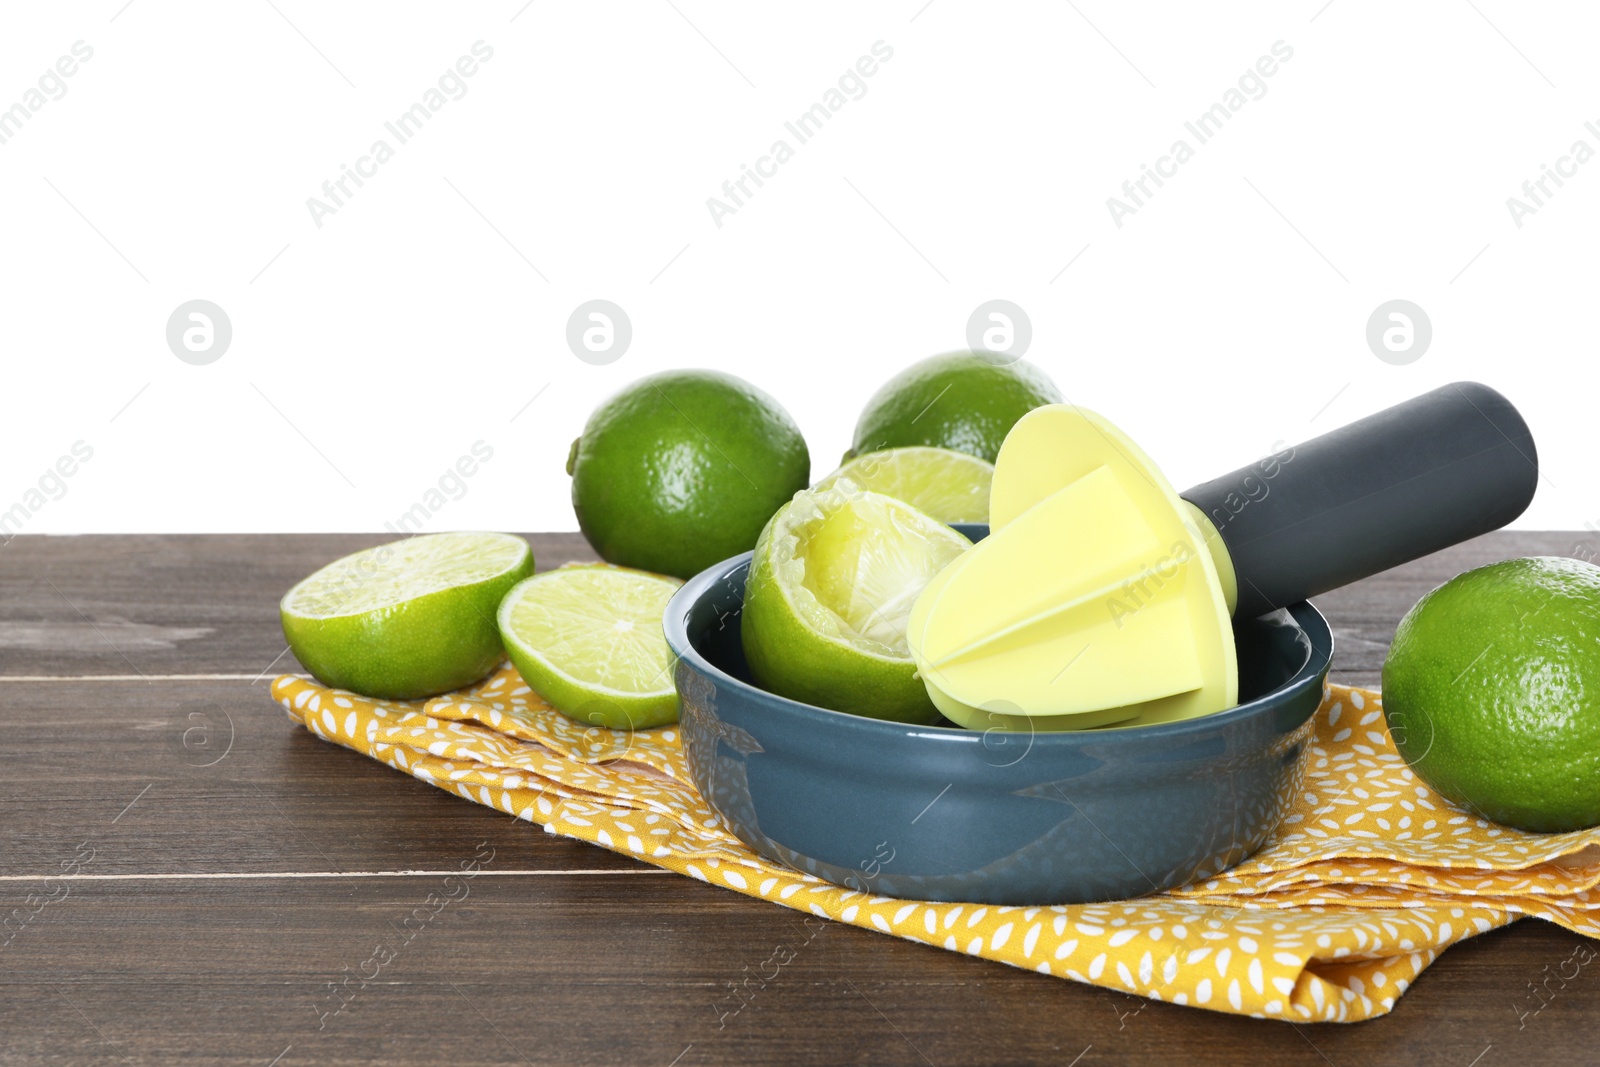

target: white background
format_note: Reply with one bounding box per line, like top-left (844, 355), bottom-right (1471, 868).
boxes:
top-left (0, 1), bottom-right (1592, 536)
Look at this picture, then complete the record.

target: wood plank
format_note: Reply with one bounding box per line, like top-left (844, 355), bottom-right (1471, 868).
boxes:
top-left (0, 875), bottom-right (1588, 1066)
top-left (0, 532), bottom-right (600, 678)
top-left (3, 530), bottom-right (1588, 682)
top-left (0, 680), bottom-right (642, 877)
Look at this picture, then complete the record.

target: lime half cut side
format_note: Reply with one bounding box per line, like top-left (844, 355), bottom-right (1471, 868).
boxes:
top-left (497, 564), bottom-right (684, 730)
top-left (280, 531), bottom-right (534, 701)
top-left (812, 446), bottom-right (994, 524)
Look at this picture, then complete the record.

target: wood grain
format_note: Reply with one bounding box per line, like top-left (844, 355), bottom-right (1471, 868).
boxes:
top-left (2, 530), bottom-right (1583, 684)
top-left (0, 876), bottom-right (1589, 1066)
top-left (0, 680), bottom-right (645, 878)
top-left (1, 531), bottom-right (1596, 1065)
top-left (0, 532), bottom-right (599, 678)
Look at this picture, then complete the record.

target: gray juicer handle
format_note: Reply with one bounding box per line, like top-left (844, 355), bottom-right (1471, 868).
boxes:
top-left (1181, 382), bottom-right (1538, 619)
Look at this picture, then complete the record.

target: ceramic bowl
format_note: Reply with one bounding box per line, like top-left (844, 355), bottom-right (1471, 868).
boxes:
top-left (664, 525), bottom-right (1332, 905)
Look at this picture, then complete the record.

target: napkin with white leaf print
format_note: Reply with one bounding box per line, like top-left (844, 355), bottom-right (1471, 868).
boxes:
top-left (272, 671), bottom-right (1600, 1022)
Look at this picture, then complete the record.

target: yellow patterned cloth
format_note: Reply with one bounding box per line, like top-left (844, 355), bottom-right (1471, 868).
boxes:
top-left (271, 670), bottom-right (1600, 1022)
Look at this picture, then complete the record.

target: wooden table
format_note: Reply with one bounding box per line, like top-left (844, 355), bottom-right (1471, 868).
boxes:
top-left (2, 531), bottom-right (1595, 1065)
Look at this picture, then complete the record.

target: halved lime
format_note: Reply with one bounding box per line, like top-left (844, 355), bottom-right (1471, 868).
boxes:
top-left (741, 485), bottom-right (971, 723)
top-left (281, 532), bottom-right (534, 700)
top-left (497, 564), bottom-right (684, 730)
top-left (812, 446), bottom-right (994, 525)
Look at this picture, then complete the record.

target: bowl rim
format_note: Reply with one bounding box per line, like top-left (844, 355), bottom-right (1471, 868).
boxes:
top-left (663, 548), bottom-right (1334, 749)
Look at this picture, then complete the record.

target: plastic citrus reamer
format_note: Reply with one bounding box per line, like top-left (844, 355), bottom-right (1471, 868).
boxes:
top-left (908, 382), bottom-right (1538, 731)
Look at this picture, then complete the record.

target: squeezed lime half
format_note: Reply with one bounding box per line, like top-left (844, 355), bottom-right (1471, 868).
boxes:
top-left (741, 484), bottom-right (970, 723)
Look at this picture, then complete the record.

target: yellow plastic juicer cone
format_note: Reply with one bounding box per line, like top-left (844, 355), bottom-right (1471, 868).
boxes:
top-left (908, 383), bottom-right (1541, 732)
top-left (909, 405), bottom-right (1235, 731)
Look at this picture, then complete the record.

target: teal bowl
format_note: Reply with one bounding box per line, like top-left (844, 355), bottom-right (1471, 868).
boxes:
top-left (664, 525), bottom-right (1332, 905)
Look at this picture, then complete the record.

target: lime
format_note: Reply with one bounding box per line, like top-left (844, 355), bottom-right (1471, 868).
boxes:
top-left (742, 485), bottom-right (971, 723)
top-left (281, 532), bottom-right (534, 700)
top-left (498, 564), bottom-right (683, 729)
top-left (1382, 555), bottom-right (1600, 833)
top-left (847, 352), bottom-right (1063, 464)
top-left (568, 370), bottom-right (810, 581)
top-left (812, 446), bottom-right (993, 524)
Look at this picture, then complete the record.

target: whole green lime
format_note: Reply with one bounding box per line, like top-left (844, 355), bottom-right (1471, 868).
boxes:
top-left (846, 352), bottom-right (1063, 464)
top-left (569, 370), bottom-right (810, 581)
top-left (1382, 555), bottom-right (1600, 833)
